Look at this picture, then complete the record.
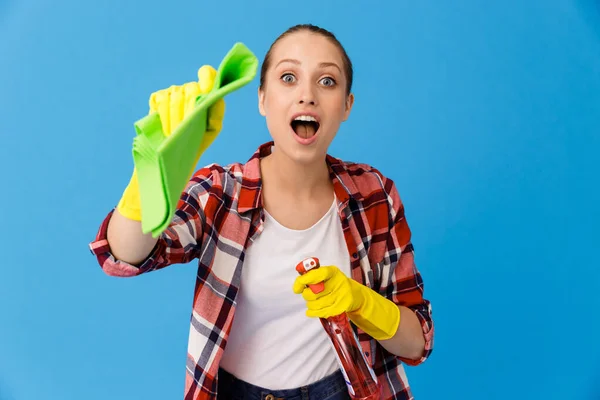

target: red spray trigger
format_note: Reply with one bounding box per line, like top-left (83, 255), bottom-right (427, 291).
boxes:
top-left (295, 257), bottom-right (325, 294)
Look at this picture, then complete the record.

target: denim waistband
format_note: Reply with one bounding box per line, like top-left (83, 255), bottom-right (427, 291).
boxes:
top-left (217, 367), bottom-right (350, 400)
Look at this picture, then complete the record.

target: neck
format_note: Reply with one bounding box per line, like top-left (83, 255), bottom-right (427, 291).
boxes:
top-left (261, 145), bottom-right (332, 199)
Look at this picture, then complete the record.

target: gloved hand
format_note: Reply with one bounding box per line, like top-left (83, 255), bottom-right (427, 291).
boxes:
top-left (117, 66), bottom-right (225, 221)
top-left (293, 265), bottom-right (401, 341)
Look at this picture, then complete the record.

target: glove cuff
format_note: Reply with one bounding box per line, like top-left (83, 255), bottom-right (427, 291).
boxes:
top-left (116, 169), bottom-right (142, 221)
top-left (347, 282), bottom-right (401, 341)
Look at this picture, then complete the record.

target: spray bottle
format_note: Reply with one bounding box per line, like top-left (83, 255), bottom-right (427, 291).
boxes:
top-left (296, 257), bottom-right (381, 400)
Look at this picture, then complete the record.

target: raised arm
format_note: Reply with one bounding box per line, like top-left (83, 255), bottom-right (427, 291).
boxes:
top-left (90, 65), bottom-right (225, 274)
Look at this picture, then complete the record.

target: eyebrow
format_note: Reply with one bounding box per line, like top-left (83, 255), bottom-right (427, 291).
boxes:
top-left (275, 58), bottom-right (342, 73)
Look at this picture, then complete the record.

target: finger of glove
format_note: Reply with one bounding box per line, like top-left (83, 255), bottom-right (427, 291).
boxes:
top-left (304, 290), bottom-right (337, 310)
top-left (149, 90), bottom-right (162, 113)
top-left (154, 89), bottom-right (171, 136)
top-left (300, 284), bottom-right (334, 301)
top-left (197, 65), bottom-right (217, 94)
top-left (168, 85), bottom-right (184, 135)
top-left (294, 266), bottom-right (337, 291)
top-left (307, 296), bottom-right (352, 318)
top-left (306, 304), bottom-right (341, 319)
top-left (293, 270), bottom-right (328, 294)
top-left (183, 82), bottom-right (201, 115)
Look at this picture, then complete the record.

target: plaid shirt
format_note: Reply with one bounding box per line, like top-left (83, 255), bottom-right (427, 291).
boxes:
top-left (89, 142), bottom-right (434, 400)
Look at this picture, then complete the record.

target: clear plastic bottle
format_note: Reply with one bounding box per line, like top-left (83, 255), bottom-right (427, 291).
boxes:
top-left (296, 257), bottom-right (381, 400)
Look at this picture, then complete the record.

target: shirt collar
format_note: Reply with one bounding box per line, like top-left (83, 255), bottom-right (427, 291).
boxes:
top-left (237, 141), bottom-right (363, 214)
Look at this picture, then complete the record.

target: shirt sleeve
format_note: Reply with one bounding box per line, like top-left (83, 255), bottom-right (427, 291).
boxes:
top-left (382, 178), bottom-right (434, 366)
top-left (88, 168), bottom-right (214, 277)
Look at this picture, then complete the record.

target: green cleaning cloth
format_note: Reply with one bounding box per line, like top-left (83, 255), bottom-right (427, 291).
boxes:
top-left (132, 42), bottom-right (258, 237)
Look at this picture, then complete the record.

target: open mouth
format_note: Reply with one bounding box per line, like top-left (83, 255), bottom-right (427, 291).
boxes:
top-left (291, 115), bottom-right (320, 139)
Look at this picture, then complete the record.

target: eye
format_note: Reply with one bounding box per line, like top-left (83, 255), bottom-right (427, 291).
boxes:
top-left (281, 73), bottom-right (296, 84)
top-left (319, 77), bottom-right (336, 87)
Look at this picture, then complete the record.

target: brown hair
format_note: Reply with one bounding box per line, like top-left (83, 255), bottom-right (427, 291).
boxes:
top-left (259, 24), bottom-right (354, 95)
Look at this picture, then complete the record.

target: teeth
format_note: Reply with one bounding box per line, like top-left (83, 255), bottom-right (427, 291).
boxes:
top-left (294, 115), bottom-right (317, 122)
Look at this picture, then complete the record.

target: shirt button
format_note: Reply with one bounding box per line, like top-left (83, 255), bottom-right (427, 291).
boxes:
top-left (352, 252), bottom-right (358, 259)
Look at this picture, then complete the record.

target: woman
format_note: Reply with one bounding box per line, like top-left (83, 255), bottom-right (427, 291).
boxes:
top-left (90, 24), bottom-right (434, 400)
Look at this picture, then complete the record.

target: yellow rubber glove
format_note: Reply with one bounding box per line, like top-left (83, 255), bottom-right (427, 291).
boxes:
top-left (117, 66), bottom-right (225, 221)
top-left (293, 265), bottom-right (401, 341)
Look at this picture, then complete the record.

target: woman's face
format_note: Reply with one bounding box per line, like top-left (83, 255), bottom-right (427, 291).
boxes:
top-left (258, 31), bottom-right (354, 165)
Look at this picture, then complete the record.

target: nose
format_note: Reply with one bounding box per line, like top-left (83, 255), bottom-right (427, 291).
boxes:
top-left (299, 97), bottom-right (315, 105)
top-left (298, 82), bottom-right (317, 106)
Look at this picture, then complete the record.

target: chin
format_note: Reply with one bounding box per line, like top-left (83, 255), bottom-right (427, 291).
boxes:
top-left (289, 148), bottom-right (325, 165)
top-left (288, 135), bottom-right (333, 165)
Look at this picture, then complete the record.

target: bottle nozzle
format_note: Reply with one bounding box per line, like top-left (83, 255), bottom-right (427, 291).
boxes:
top-left (295, 257), bottom-right (325, 294)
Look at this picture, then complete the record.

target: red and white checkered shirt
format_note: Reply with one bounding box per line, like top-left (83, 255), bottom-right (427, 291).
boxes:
top-left (89, 142), bottom-right (434, 399)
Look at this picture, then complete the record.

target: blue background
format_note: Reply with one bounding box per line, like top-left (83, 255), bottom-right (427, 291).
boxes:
top-left (0, 0), bottom-right (598, 399)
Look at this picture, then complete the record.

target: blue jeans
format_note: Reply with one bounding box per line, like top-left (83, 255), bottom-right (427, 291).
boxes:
top-left (217, 368), bottom-right (351, 400)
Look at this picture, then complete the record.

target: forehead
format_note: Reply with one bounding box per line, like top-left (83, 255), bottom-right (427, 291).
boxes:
top-left (270, 31), bottom-right (344, 67)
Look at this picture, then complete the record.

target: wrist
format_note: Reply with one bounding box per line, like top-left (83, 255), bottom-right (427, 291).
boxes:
top-left (346, 281), bottom-right (401, 341)
top-left (348, 278), bottom-right (368, 313)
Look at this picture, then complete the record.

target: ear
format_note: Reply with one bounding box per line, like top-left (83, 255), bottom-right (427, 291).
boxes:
top-left (342, 93), bottom-right (354, 121)
top-left (258, 87), bottom-right (266, 116)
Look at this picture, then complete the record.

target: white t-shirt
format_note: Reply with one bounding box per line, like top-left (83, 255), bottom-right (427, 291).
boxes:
top-left (219, 197), bottom-right (352, 389)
